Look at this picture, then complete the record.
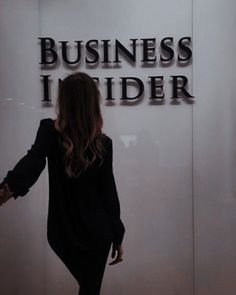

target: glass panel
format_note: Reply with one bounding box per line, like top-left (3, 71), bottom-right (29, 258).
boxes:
top-left (39, 0), bottom-right (194, 294)
top-left (0, 0), bottom-right (194, 294)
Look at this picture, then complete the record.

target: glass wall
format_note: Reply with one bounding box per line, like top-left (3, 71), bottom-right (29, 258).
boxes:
top-left (0, 1), bottom-right (235, 294)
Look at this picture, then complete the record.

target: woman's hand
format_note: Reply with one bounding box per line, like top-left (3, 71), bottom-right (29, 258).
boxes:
top-left (0, 183), bottom-right (14, 206)
top-left (109, 243), bottom-right (124, 265)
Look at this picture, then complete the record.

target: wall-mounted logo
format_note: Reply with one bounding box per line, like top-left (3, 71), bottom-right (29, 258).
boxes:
top-left (39, 37), bottom-right (194, 105)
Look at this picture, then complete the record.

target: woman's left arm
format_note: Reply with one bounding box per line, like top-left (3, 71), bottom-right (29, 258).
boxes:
top-left (0, 119), bottom-right (52, 200)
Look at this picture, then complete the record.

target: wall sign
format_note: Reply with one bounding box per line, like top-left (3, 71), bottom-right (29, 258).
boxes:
top-left (39, 37), bottom-right (194, 105)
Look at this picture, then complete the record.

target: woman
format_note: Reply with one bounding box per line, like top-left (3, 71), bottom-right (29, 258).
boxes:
top-left (0, 72), bottom-right (125, 295)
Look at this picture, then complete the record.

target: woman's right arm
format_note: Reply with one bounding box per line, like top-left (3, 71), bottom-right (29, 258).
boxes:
top-left (0, 119), bottom-right (52, 200)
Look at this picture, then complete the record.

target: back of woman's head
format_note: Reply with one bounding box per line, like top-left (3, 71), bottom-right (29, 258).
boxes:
top-left (55, 71), bottom-right (105, 178)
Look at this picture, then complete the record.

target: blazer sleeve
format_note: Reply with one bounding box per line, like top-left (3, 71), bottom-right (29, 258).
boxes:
top-left (0, 119), bottom-right (52, 199)
top-left (99, 137), bottom-right (125, 245)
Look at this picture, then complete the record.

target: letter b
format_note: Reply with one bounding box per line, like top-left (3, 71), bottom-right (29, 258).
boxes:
top-left (38, 37), bottom-right (58, 65)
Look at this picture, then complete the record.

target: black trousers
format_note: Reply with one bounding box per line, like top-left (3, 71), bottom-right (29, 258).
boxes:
top-left (55, 241), bottom-right (112, 295)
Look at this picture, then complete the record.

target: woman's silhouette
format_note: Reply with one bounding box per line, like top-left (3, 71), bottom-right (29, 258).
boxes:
top-left (0, 72), bottom-right (125, 295)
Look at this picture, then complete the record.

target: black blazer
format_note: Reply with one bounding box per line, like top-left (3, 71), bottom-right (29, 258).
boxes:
top-left (0, 118), bottom-right (125, 252)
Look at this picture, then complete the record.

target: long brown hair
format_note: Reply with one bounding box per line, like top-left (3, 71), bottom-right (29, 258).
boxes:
top-left (54, 72), bottom-right (105, 178)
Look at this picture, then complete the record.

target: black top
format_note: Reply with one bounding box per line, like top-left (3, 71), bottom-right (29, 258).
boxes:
top-left (0, 118), bottom-right (125, 251)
